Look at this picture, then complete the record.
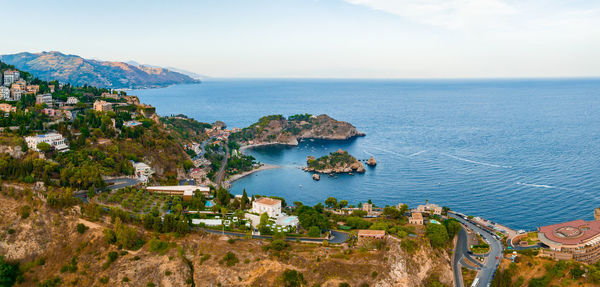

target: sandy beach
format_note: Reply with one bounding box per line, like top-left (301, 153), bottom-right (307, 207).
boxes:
top-left (224, 164), bottom-right (280, 185)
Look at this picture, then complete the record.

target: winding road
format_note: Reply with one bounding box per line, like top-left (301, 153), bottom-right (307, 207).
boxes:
top-left (215, 144), bottom-right (229, 187)
top-left (450, 212), bottom-right (503, 287)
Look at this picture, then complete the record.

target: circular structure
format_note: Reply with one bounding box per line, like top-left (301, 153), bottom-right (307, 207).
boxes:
top-left (555, 226), bottom-right (584, 238)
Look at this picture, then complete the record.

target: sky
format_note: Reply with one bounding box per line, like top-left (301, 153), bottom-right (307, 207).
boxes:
top-left (2, 0), bottom-right (599, 78)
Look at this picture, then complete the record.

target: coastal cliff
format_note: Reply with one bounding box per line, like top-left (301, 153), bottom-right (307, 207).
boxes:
top-left (303, 149), bottom-right (366, 174)
top-left (230, 113), bottom-right (365, 147)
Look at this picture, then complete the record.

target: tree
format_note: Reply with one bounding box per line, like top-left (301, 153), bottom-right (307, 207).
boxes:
top-left (308, 226), bottom-right (321, 237)
top-left (383, 206), bottom-right (401, 219)
top-left (241, 189), bottom-right (249, 208)
top-left (36, 142), bottom-right (52, 153)
top-left (325, 197), bottom-right (338, 209)
top-left (444, 219), bottom-right (461, 239)
top-left (426, 223), bottom-right (449, 248)
top-left (339, 200), bottom-right (348, 209)
top-left (297, 206), bottom-right (329, 230)
top-left (280, 269), bottom-right (305, 287)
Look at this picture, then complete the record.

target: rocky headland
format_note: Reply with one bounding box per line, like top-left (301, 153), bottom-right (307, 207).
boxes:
top-left (303, 149), bottom-right (366, 174)
top-left (231, 114), bottom-right (365, 147)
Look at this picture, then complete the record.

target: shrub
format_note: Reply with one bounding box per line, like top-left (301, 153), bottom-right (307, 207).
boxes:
top-left (223, 252), bottom-right (239, 267)
top-left (148, 238), bottom-right (171, 254)
top-left (270, 240), bottom-right (289, 251)
top-left (280, 269), bottom-right (305, 287)
top-left (76, 223), bottom-right (88, 234)
top-left (400, 239), bottom-right (418, 254)
top-left (19, 205), bottom-right (31, 219)
top-left (228, 238), bottom-right (235, 244)
top-left (99, 276), bottom-right (109, 284)
top-left (7, 229), bottom-right (15, 234)
top-left (123, 277), bottom-right (130, 282)
top-left (37, 276), bottom-right (62, 287)
top-left (60, 256), bottom-right (78, 273)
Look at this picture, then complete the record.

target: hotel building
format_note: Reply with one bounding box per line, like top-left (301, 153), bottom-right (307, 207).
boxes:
top-left (538, 213), bottom-right (600, 264)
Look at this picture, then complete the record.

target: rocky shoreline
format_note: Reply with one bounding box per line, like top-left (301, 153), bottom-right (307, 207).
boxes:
top-left (302, 149), bottom-right (366, 175)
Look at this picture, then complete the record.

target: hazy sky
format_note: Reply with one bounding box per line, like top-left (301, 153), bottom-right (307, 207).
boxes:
top-left (3, 0), bottom-right (599, 78)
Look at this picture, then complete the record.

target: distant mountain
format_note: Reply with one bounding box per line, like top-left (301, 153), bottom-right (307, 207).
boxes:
top-left (126, 61), bottom-right (208, 81)
top-left (0, 51), bottom-right (200, 89)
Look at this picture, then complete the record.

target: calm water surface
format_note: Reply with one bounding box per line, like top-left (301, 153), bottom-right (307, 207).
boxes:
top-left (134, 79), bottom-right (600, 230)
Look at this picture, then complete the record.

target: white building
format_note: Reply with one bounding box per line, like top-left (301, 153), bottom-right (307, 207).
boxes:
top-left (66, 97), bottom-right (79, 105)
top-left (3, 70), bottom-right (19, 86)
top-left (133, 162), bottom-right (154, 182)
top-left (0, 87), bottom-right (9, 100)
top-left (252, 197), bottom-right (282, 217)
top-left (24, 132), bottom-right (69, 152)
top-left (36, 93), bottom-right (53, 105)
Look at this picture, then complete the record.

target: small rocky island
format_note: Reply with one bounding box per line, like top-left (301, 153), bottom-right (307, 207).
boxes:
top-left (303, 149), bottom-right (365, 176)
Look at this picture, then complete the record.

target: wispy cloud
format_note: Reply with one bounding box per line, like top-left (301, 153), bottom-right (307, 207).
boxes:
top-left (344, 0), bottom-right (517, 29)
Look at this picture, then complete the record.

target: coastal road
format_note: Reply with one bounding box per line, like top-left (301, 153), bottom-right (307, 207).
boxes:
top-left (105, 177), bottom-right (141, 191)
top-left (453, 228), bottom-right (469, 287)
top-left (450, 212), bottom-right (503, 287)
top-left (195, 227), bottom-right (349, 244)
top-left (215, 144), bottom-right (230, 187)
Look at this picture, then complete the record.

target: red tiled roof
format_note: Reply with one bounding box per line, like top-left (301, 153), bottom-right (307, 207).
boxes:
top-left (538, 219), bottom-right (600, 245)
top-left (255, 197), bottom-right (281, 206)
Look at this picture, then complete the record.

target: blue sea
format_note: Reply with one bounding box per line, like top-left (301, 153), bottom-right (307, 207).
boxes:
top-left (134, 79), bottom-right (600, 230)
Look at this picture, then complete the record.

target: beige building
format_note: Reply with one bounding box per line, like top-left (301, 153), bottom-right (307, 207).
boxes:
top-left (93, 100), bottom-right (112, 112)
top-left (362, 203), bottom-right (373, 213)
top-left (538, 211), bottom-right (600, 264)
top-left (408, 212), bottom-right (424, 225)
top-left (36, 93), bottom-right (53, 105)
top-left (417, 203), bottom-right (443, 215)
top-left (0, 103), bottom-right (16, 113)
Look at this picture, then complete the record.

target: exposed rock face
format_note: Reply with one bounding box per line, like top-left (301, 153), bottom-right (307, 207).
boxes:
top-left (312, 174), bottom-right (320, 181)
top-left (367, 157), bottom-right (377, 166)
top-left (231, 114), bottom-right (365, 147)
top-left (0, 145), bottom-right (24, 158)
top-left (377, 237), bottom-right (454, 287)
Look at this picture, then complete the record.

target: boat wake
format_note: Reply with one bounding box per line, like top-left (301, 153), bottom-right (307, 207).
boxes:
top-left (516, 182), bottom-right (555, 189)
top-left (441, 152), bottom-right (511, 168)
top-left (408, 150), bottom-right (427, 157)
top-left (363, 150), bottom-right (374, 157)
top-left (371, 147), bottom-right (410, 158)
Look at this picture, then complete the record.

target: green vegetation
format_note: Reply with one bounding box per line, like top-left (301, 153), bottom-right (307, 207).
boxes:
top-left (306, 150), bottom-right (358, 171)
top-left (76, 223), bottom-right (88, 234)
top-left (426, 223), bottom-right (449, 248)
top-left (0, 256), bottom-right (21, 287)
top-left (280, 269), bottom-right (306, 287)
top-left (222, 252), bottom-right (239, 267)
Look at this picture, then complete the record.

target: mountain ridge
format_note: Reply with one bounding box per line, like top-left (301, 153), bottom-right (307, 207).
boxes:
top-left (0, 51), bottom-right (199, 89)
